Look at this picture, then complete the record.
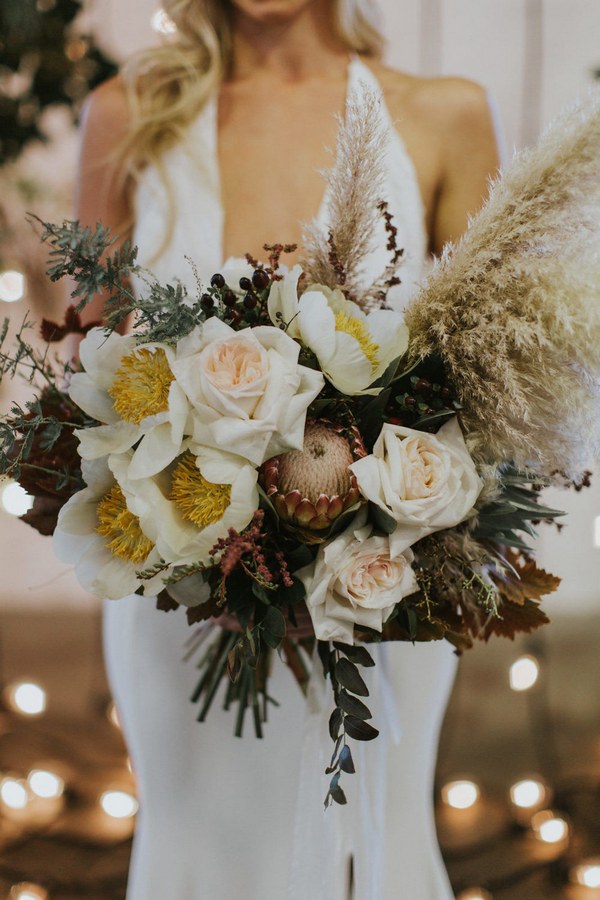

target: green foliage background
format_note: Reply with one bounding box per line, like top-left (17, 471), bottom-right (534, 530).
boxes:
top-left (0, 0), bottom-right (117, 165)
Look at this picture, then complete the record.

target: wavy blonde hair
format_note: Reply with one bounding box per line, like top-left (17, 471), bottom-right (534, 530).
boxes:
top-left (118, 0), bottom-right (384, 193)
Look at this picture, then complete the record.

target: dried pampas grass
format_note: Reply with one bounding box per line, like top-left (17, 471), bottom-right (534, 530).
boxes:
top-left (406, 94), bottom-right (600, 479)
top-left (300, 88), bottom-right (389, 299)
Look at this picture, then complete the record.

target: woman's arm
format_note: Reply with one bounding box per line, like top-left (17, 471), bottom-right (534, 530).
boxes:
top-left (429, 78), bottom-right (501, 253)
top-left (72, 74), bottom-right (132, 329)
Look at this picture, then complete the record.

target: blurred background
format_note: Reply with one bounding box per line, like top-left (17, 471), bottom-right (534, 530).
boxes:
top-left (0, 2), bottom-right (599, 899)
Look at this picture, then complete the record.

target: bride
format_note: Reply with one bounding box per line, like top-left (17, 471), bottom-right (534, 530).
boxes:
top-left (75, 1), bottom-right (500, 897)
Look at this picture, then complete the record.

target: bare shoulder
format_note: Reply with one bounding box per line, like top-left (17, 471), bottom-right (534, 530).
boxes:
top-left (80, 73), bottom-right (131, 138)
top-left (364, 60), bottom-right (492, 136)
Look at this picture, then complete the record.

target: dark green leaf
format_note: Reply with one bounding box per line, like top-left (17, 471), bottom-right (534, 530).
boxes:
top-left (344, 716), bottom-right (379, 741)
top-left (318, 640), bottom-right (332, 678)
top-left (333, 643), bottom-right (375, 667)
top-left (329, 707), bottom-right (342, 741)
top-left (339, 745), bottom-right (355, 773)
top-left (334, 658), bottom-right (369, 697)
top-left (337, 690), bottom-right (372, 720)
top-left (369, 502), bottom-right (397, 535)
top-left (261, 606), bottom-right (286, 649)
top-left (286, 544), bottom-right (314, 569)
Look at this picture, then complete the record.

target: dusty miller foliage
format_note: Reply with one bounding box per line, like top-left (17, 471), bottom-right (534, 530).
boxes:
top-left (34, 216), bottom-right (208, 344)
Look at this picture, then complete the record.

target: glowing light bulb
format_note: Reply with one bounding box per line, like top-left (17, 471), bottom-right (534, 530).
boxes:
top-left (441, 780), bottom-right (480, 810)
top-left (151, 8), bottom-right (176, 34)
top-left (510, 778), bottom-right (546, 809)
top-left (531, 809), bottom-right (569, 844)
top-left (0, 269), bottom-right (25, 303)
top-left (100, 790), bottom-right (138, 819)
top-left (5, 681), bottom-right (47, 716)
top-left (1, 777), bottom-right (29, 810)
top-left (509, 655), bottom-right (540, 691)
top-left (10, 884), bottom-right (49, 900)
top-left (571, 859), bottom-right (600, 888)
top-left (457, 889), bottom-right (493, 900)
top-left (1, 481), bottom-right (34, 516)
top-left (28, 769), bottom-right (64, 799)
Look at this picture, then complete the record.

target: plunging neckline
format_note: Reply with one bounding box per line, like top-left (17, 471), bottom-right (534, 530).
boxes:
top-left (211, 56), bottom-right (361, 266)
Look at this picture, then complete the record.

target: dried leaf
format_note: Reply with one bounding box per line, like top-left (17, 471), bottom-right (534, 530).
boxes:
top-left (482, 598), bottom-right (550, 641)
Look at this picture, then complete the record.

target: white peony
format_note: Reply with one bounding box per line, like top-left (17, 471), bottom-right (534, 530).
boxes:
top-left (268, 267), bottom-right (408, 395)
top-left (297, 508), bottom-right (418, 644)
top-left (111, 445), bottom-right (259, 568)
top-left (349, 417), bottom-right (483, 555)
top-left (70, 328), bottom-right (190, 479)
top-left (53, 455), bottom-right (166, 601)
top-left (170, 317), bottom-right (324, 466)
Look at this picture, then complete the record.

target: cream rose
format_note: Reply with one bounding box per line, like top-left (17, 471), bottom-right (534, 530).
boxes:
top-left (297, 509), bottom-right (418, 644)
top-left (349, 417), bottom-right (483, 555)
top-left (171, 318), bottom-right (324, 466)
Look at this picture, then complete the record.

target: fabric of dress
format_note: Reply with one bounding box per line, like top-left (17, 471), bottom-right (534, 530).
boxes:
top-left (103, 58), bottom-right (457, 900)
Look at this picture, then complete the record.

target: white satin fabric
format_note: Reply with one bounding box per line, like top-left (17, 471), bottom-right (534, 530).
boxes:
top-left (104, 57), bottom-right (457, 900)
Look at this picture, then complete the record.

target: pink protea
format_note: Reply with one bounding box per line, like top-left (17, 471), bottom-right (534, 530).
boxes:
top-left (260, 420), bottom-right (366, 543)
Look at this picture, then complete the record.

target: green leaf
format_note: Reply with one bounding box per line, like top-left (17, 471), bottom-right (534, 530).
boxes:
top-left (261, 606), bottom-right (286, 649)
top-left (369, 502), bottom-right (397, 535)
top-left (344, 716), bottom-right (379, 741)
top-left (337, 690), bottom-right (372, 720)
top-left (334, 658), bottom-right (369, 697)
top-left (329, 707), bottom-right (342, 741)
top-left (333, 643), bottom-right (375, 667)
top-left (286, 544), bottom-right (314, 569)
top-left (339, 745), bottom-right (355, 773)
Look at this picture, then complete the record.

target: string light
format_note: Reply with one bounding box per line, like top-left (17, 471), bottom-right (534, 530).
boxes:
top-left (441, 779), bottom-right (480, 810)
top-left (509, 777), bottom-right (551, 824)
top-left (1, 481), bottom-right (34, 516)
top-left (28, 769), bottom-right (65, 799)
top-left (531, 809), bottom-right (569, 844)
top-left (100, 790), bottom-right (138, 819)
top-left (0, 269), bottom-right (25, 303)
top-left (509, 655), bottom-right (540, 691)
top-left (151, 8), bottom-right (177, 34)
top-left (457, 890), bottom-right (493, 900)
top-left (10, 884), bottom-right (49, 900)
top-left (571, 859), bottom-right (600, 888)
top-left (5, 681), bottom-right (47, 716)
top-left (1, 776), bottom-right (29, 810)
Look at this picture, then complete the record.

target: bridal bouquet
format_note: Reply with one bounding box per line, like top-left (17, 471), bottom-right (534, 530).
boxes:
top-left (2, 91), bottom-right (600, 806)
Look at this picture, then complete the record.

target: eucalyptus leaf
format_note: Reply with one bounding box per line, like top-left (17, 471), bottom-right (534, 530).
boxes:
top-left (262, 606), bottom-right (286, 649)
top-left (329, 707), bottom-right (342, 741)
top-left (369, 502), bottom-right (397, 535)
top-left (344, 716), bottom-right (379, 741)
top-left (337, 690), bottom-right (372, 720)
top-left (333, 643), bottom-right (375, 667)
top-left (339, 745), bottom-right (355, 773)
top-left (334, 658), bottom-right (369, 697)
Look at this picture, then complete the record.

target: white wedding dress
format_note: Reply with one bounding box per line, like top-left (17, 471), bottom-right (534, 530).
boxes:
top-left (103, 58), bottom-right (457, 900)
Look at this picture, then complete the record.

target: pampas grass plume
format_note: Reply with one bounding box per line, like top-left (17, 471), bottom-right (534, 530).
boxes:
top-left (406, 93), bottom-right (600, 479)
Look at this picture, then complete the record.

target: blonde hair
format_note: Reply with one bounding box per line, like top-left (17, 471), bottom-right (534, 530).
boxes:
top-left (118, 0), bottom-right (385, 190)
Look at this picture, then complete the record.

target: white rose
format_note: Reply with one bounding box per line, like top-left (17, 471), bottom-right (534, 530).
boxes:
top-left (53, 455), bottom-right (167, 600)
top-left (297, 509), bottom-right (418, 644)
top-left (171, 318), bottom-right (324, 466)
top-left (70, 328), bottom-right (190, 480)
top-left (350, 417), bottom-right (483, 555)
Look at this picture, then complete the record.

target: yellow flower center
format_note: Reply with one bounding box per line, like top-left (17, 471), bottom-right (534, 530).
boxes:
top-left (96, 484), bottom-right (154, 564)
top-left (170, 453), bottom-right (231, 529)
top-left (334, 311), bottom-right (379, 372)
top-left (109, 347), bottom-right (174, 425)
